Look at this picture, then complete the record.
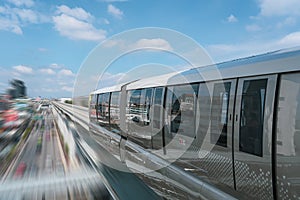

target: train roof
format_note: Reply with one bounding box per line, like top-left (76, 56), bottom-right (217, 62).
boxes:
top-left (93, 47), bottom-right (300, 93)
top-left (91, 83), bottom-right (123, 94)
top-left (168, 46), bottom-right (300, 86)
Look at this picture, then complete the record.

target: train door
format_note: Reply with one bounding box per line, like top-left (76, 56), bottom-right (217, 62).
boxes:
top-left (276, 72), bottom-right (300, 199)
top-left (194, 79), bottom-right (237, 189)
top-left (233, 75), bottom-right (277, 199)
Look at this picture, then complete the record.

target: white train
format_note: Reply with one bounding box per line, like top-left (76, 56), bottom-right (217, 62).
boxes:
top-left (89, 47), bottom-right (300, 199)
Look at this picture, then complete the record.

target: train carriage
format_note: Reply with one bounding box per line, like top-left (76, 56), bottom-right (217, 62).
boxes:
top-left (89, 47), bottom-right (300, 200)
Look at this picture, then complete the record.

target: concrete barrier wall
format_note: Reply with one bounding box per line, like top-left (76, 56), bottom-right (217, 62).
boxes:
top-left (51, 106), bottom-right (77, 167)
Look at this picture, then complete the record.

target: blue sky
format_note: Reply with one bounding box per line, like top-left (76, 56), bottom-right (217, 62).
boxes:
top-left (1, 0), bottom-right (300, 98)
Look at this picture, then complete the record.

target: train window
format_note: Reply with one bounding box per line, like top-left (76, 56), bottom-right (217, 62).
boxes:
top-left (128, 89), bottom-right (153, 126)
top-left (141, 88), bottom-right (152, 126)
top-left (239, 79), bottom-right (267, 156)
top-left (210, 82), bottom-right (231, 147)
top-left (276, 73), bottom-right (300, 198)
top-left (153, 87), bottom-right (163, 130)
top-left (165, 84), bottom-right (199, 143)
top-left (127, 88), bottom-right (153, 148)
top-left (197, 83), bottom-right (211, 146)
top-left (97, 93), bottom-right (110, 125)
top-left (127, 89), bottom-right (142, 125)
top-left (89, 94), bottom-right (97, 122)
top-left (152, 87), bottom-right (164, 149)
top-left (110, 92), bottom-right (120, 132)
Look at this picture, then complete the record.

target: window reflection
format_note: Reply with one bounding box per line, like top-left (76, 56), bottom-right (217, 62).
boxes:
top-left (89, 94), bottom-right (97, 122)
top-left (127, 89), bottom-right (152, 126)
top-left (165, 84), bottom-right (199, 143)
top-left (197, 83), bottom-right (211, 146)
top-left (110, 92), bottom-right (120, 131)
top-left (153, 87), bottom-right (163, 130)
top-left (239, 79), bottom-right (267, 157)
top-left (277, 73), bottom-right (300, 199)
top-left (97, 93), bottom-right (110, 125)
top-left (210, 82), bottom-right (231, 147)
top-left (152, 87), bottom-right (164, 149)
top-left (128, 89), bottom-right (141, 124)
top-left (127, 88), bottom-right (153, 148)
top-left (141, 88), bottom-right (152, 126)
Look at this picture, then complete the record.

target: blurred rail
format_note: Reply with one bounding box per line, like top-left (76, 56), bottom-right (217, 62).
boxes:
top-left (52, 101), bottom-right (161, 200)
top-left (0, 103), bottom-right (111, 200)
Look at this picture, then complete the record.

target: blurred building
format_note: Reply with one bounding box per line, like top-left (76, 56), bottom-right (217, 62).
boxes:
top-left (7, 79), bottom-right (26, 99)
top-left (0, 95), bottom-right (9, 112)
top-left (73, 95), bottom-right (89, 107)
top-left (60, 97), bottom-right (72, 104)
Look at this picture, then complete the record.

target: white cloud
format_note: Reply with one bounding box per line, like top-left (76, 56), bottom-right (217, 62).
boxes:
top-left (1, 63), bottom-right (76, 98)
top-left (49, 63), bottom-right (61, 69)
top-left (107, 4), bottom-right (123, 19)
top-left (0, 7), bottom-right (5, 13)
top-left (12, 65), bottom-right (33, 74)
top-left (104, 18), bottom-right (110, 24)
top-left (14, 8), bottom-right (38, 23)
top-left (103, 38), bottom-right (173, 51)
top-left (102, 38), bottom-right (174, 52)
top-left (53, 6), bottom-right (106, 41)
top-left (38, 48), bottom-right (47, 52)
top-left (102, 39), bottom-right (124, 48)
top-left (58, 69), bottom-right (75, 76)
top-left (100, 18), bottom-right (110, 25)
top-left (39, 68), bottom-right (56, 75)
top-left (278, 32), bottom-right (300, 45)
top-left (58, 81), bottom-right (68, 86)
top-left (7, 0), bottom-right (34, 7)
top-left (132, 38), bottom-right (173, 51)
top-left (56, 5), bottom-right (93, 22)
top-left (258, 0), bottom-right (300, 17)
top-left (0, 5), bottom-right (48, 35)
top-left (45, 78), bottom-right (54, 82)
top-left (207, 31), bottom-right (300, 62)
top-left (0, 17), bottom-right (22, 34)
top-left (12, 26), bottom-right (22, 34)
top-left (227, 14), bottom-right (238, 23)
top-left (248, 1), bottom-right (299, 32)
top-left (62, 86), bottom-right (73, 92)
top-left (277, 17), bottom-right (296, 28)
top-left (246, 24), bottom-right (262, 32)
top-left (12, 71), bottom-right (21, 77)
top-left (97, 72), bottom-right (125, 89)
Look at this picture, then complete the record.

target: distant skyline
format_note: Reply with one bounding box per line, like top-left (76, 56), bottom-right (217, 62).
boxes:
top-left (1, 0), bottom-right (300, 97)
